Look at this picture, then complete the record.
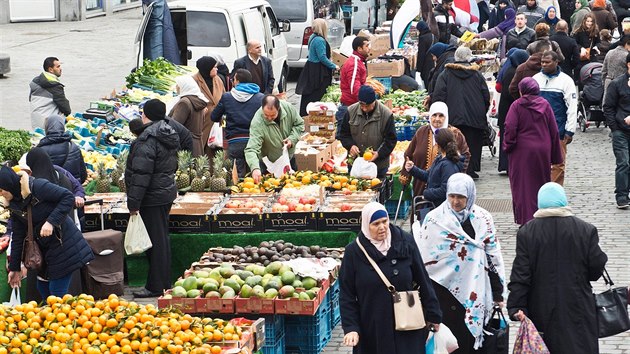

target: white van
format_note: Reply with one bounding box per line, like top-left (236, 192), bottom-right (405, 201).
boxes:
top-left (136, 0), bottom-right (291, 93)
top-left (265, 0), bottom-right (346, 70)
top-left (350, 0), bottom-right (387, 34)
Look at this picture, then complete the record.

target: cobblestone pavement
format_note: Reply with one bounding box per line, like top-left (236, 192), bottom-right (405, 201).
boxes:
top-left (2, 10), bottom-right (629, 353)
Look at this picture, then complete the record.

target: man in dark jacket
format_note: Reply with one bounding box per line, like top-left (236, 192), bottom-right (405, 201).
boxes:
top-left (432, 47), bottom-right (490, 179)
top-left (550, 20), bottom-right (580, 78)
top-left (126, 99), bottom-right (180, 298)
top-left (416, 20), bottom-right (436, 85)
top-left (509, 39), bottom-right (553, 98)
top-left (339, 85), bottom-right (397, 179)
top-left (425, 43), bottom-right (457, 108)
top-left (603, 52), bottom-right (630, 208)
top-left (518, 0), bottom-right (546, 28)
top-left (232, 40), bottom-right (275, 94)
top-left (37, 114), bottom-right (88, 183)
top-left (211, 69), bottom-right (265, 178)
top-left (29, 57), bottom-right (71, 129)
top-left (434, 0), bottom-right (462, 44)
top-left (611, 0), bottom-right (630, 34)
top-left (506, 13), bottom-right (537, 51)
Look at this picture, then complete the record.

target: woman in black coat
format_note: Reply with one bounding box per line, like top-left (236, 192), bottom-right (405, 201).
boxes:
top-left (339, 202), bottom-right (442, 354)
top-left (508, 182), bottom-right (607, 354)
top-left (496, 49), bottom-right (530, 173)
top-left (37, 114), bottom-right (88, 184)
top-left (1, 165), bottom-right (93, 298)
top-left (416, 20), bottom-right (436, 86)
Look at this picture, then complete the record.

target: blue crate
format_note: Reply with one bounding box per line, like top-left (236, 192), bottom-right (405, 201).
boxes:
top-left (262, 334), bottom-right (285, 354)
top-left (385, 200), bottom-right (410, 219)
top-left (372, 77), bottom-right (392, 95)
top-left (264, 315), bottom-right (285, 344)
top-left (395, 124), bottom-right (418, 141)
top-left (327, 281), bottom-right (340, 329)
top-left (285, 295), bottom-right (332, 354)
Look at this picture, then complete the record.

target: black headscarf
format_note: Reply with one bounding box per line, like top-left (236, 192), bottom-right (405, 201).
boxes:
top-left (0, 165), bottom-right (22, 200)
top-left (26, 147), bottom-right (59, 185)
top-left (196, 56), bottom-right (218, 93)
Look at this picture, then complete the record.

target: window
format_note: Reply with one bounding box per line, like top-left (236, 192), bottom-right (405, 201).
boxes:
top-left (314, 0), bottom-right (341, 20)
top-left (265, 0), bottom-right (307, 21)
top-left (266, 7), bottom-right (281, 36)
top-left (187, 11), bottom-right (231, 47)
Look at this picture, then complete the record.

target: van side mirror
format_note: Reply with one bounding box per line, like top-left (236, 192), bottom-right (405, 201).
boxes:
top-left (280, 20), bottom-right (291, 32)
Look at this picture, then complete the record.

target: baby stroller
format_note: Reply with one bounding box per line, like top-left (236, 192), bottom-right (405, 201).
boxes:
top-left (577, 62), bottom-right (606, 132)
top-left (482, 119), bottom-right (497, 156)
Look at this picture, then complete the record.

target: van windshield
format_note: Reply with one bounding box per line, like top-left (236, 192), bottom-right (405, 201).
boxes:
top-left (266, 0), bottom-right (307, 22)
top-left (187, 11), bottom-right (231, 47)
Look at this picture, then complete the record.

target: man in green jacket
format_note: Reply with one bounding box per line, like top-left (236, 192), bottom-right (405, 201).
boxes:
top-left (245, 95), bottom-right (304, 183)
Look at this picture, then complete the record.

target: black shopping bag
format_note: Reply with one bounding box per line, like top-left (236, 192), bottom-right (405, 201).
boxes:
top-left (480, 306), bottom-right (509, 354)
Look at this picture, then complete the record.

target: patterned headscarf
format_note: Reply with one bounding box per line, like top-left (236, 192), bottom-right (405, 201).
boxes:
top-left (446, 173), bottom-right (477, 222)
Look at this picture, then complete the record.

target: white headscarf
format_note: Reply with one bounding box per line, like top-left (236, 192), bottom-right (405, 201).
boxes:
top-left (446, 173), bottom-right (476, 223)
top-left (176, 75), bottom-right (208, 102)
top-left (428, 101), bottom-right (449, 145)
top-left (360, 202), bottom-right (392, 256)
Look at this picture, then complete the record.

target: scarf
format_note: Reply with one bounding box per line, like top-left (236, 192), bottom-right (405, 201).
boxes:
top-left (231, 83), bottom-right (261, 102)
top-left (496, 49), bottom-right (529, 82)
top-left (416, 197), bottom-right (507, 349)
top-left (361, 202), bottom-right (392, 255)
top-left (196, 56), bottom-right (218, 94)
top-left (0, 165), bottom-right (22, 201)
top-left (428, 102), bottom-right (450, 145)
top-left (26, 147), bottom-right (59, 184)
top-left (544, 6), bottom-right (559, 26)
top-left (446, 173), bottom-right (476, 222)
top-left (176, 75), bottom-right (209, 102)
top-left (571, 0), bottom-right (590, 26)
top-left (497, 8), bottom-right (516, 34)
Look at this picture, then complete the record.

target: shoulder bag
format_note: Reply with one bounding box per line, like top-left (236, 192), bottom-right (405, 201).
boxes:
top-left (595, 269), bottom-right (630, 338)
top-left (580, 38), bottom-right (593, 61)
top-left (22, 205), bottom-right (43, 271)
top-left (356, 238), bottom-right (426, 331)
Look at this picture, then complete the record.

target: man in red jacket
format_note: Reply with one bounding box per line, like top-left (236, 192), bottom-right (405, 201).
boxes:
top-left (336, 36), bottom-right (370, 139)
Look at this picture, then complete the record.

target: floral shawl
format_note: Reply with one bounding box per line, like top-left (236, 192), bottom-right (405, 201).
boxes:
top-left (414, 201), bottom-right (507, 349)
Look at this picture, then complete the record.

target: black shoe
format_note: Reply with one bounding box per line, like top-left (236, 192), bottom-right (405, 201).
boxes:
top-left (616, 200), bottom-right (630, 209)
top-left (133, 289), bottom-right (162, 298)
top-left (468, 171), bottom-right (479, 179)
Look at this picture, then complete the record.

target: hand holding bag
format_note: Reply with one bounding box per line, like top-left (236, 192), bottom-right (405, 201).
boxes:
top-left (207, 122), bottom-right (224, 148)
top-left (480, 306), bottom-right (509, 354)
top-left (356, 238), bottom-right (426, 331)
top-left (1, 288), bottom-right (21, 307)
top-left (22, 205), bottom-right (43, 271)
top-left (426, 323), bottom-right (459, 354)
top-left (595, 269), bottom-right (630, 338)
top-left (512, 315), bottom-right (549, 354)
top-left (124, 214), bottom-right (152, 255)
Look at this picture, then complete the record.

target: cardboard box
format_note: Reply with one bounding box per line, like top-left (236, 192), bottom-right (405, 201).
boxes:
top-left (263, 211), bottom-right (318, 232)
top-left (194, 296), bottom-right (235, 314)
top-left (211, 213), bottom-right (264, 233)
top-left (157, 291), bottom-right (197, 313)
top-left (294, 143), bottom-right (332, 171)
top-left (369, 33), bottom-right (391, 60)
top-left (331, 49), bottom-right (349, 67)
top-left (274, 290), bottom-right (323, 315)
top-left (234, 296), bottom-right (275, 314)
top-left (367, 59), bottom-right (405, 77)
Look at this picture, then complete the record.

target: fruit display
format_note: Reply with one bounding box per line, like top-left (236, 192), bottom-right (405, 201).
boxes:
top-left (269, 195), bottom-right (318, 213)
top-left (219, 196), bottom-right (269, 215)
top-left (230, 176), bottom-right (275, 194)
top-left (200, 241), bottom-right (344, 265)
top-left (320, 191), bottom-right (377, 212)
top-left (83, 151), bottom-right (117, 173)
top-left (0, 293), bottom-right (255, 354)
top-left (177, 151), bottom-right (233, 192)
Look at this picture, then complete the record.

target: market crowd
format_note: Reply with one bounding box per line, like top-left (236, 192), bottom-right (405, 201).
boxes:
top-left (2, 0), bottom-right (630, 352)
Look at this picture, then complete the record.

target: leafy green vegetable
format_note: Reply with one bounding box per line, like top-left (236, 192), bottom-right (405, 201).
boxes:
top-left (126, 58), bottom-right (194, 92)
top-left (382, 90), bottom-right (427, 111)
top-left (0, 128), bottom-right (32, 162)
top-left (322, 84), bottom-right (341, 103)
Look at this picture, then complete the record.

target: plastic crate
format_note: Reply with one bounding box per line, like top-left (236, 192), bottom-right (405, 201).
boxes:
top-left (262, 334), bottom-right (285, 354)
top-left (264, 315), bottom-right (285, 344)
top-left (385, 200), bottom-right (410, 219)
top-left (395, 124), bottom-right (418, 141)
top-left (372, 77), bottom-right (392, 95)
top-left (328, 281), bottom-right (341, 329)
top-left (285, 295), bottom-right (332, 354)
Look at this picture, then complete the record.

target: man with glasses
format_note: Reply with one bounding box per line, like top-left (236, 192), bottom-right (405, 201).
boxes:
top-left (338, 85), bottom-right (397, 179)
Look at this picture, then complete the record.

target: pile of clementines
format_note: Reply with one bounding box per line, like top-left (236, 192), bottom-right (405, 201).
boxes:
top-left (0, 293), bottom-right (249, 354)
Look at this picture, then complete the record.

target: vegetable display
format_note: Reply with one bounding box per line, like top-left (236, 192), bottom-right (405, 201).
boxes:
top-left (321, 84), bottom-right (341, 103)
top-left (0, 128), bottom-right (32, 163)
top-left (125, 58), bottom-right (195, 92)
top-left (382, 90), bottom-right (427, 111)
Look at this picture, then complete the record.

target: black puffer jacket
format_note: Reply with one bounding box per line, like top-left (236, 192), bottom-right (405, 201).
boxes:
top-left (427, 46), bottom-right (456, 94)
top-left (432, 62), bottom-right (490, 130)
top-left (37, 114), bottom-right (88, 183)
top-left (8, 176), bottom-right (94, 280)
top-left (165, 117), bottom-right (193, 152)
top-left (125, 120), bottom-right (180, 211)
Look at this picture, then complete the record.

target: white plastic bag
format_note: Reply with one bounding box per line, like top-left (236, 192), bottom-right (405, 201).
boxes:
top-left (124, 214), bottom-right (152, 255)
top-left (2, 288), bottom-right (21, 307)
top-left (415, 72), bottom-right (426, 91)
top-left (426, 324), bottom-right (459, 354)
top-left (207, 122), bottom-right (223, 148)
top-left (74, 209), bottom-right (81, 231)
top-left (350, 157), bottom-right (378, 179)
top-left (262, 146), bottom-right (294, 178)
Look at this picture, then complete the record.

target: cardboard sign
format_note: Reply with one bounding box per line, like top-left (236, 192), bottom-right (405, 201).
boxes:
top-left (460, 31), bottom-right (476, 43)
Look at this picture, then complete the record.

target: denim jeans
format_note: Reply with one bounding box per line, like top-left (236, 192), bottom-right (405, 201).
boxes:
top-left (612, 130), bottom-right (630, 203)
top-left (37, 272), bottom-right (73, 298)
top-left (335, 104), bottom-right (348, 140)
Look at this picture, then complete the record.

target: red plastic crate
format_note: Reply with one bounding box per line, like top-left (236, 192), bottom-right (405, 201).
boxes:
top-left (234, 296), bottom-right (275, 314)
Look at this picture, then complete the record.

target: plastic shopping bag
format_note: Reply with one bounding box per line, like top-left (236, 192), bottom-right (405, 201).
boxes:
top-left (124, 214), bottom-right (152, 255)
top-left (350, 157), bottom-right (378, 179)
top-left (74, 209), bottom-right (81, 231)
top-left (2, 288), bottom-right (21, 307)
top-left (262, 146), bottom-right (294, 178)
top-left (207, 122), bottom-right (223, 148)
top-left (426, 324), bottom-right (459, 354)
top-left (513, 316), bottom-right (550, 354)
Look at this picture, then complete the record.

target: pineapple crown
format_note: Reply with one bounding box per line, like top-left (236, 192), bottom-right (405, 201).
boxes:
top-left (194, 156), bottom-right (210, 176)
top-left (212, 150), bottom-right (225, 175)
top-left (96, 161), bottom-right (109, 179)
top-left (177, 150), bottom-right (193, 170)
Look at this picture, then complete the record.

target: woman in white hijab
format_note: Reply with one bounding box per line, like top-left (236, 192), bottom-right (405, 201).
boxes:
top-left (338, 202), bottom-right (442, 354)
top-left (401, 102), bottom-right (471, 199)
top-left (168, 75), bottom-right (209, 157)
top-left (415, 173), bottom-right (507, 352)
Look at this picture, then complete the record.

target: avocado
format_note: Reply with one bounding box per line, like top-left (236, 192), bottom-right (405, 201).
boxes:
top-left (171, 286), bottom-right (187, 298)
top-left (239, 284), bottom-right (253, 298)
top-left (186, 289), bottom-right (201, 298)
top-left (280, 271), bottom-right (296, 285)
top-left (205, 291), bottom-right (221, 298)
top-left (222, 290), bottom-right (236, 299)
top-left (223, 278), bottom-right (241, 293)
top-left (301, 277), bottom-right (317, 290)
top-left (264, 261), bottom-right (283, 275)
top-left (182, 276), bottom-right (198, 292)
top-left (202, 281), bottom-right (219, 294)
top-left (278, 285), bottom-right (295, 299)
top-left (264, 288), bottom-right (278, 299)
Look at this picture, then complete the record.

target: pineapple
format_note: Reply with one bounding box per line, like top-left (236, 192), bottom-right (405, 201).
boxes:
top-left (209, 150), bottom-right (227, 192)
top-left (191, 156), bottom-right (209, 192)
top-left (95, 161), bottom-right (111, 193)
top-left (114, 151), bottom-right (129, 193)
top-left (223, 158), bottom-right (234, 187)
top-left (175, 150), bottom-right (192, 189)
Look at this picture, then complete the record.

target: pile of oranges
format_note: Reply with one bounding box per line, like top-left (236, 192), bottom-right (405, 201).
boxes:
top-left (0, 294), bottom-right (250, 354)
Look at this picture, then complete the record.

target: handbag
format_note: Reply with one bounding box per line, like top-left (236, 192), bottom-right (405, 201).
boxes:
top-left (22, 205), bottom-right (43, 271)
top-left (356, 238), bottom-right (426, 331)
top-left (480, 306), bottom-right (509, 354)
top-left (580, 39), bottom-right (592, 61)
top-left (595, 269), bottom-right (630, 338)
top-left (512, 315), bottom-right (549, 354)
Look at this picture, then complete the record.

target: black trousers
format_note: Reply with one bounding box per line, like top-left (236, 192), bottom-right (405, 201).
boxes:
top-left (498, 128), bottom-right (508, 172)
top-left (140, 204), bottom-right (172, 293)
top-left (299, 85), bottom-right (328, 117)
top-left (433, 281), bottom-right (480, 353)
top-left (456, 125), bottom-right (484, 173)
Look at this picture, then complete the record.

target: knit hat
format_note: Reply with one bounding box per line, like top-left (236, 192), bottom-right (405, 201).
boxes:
top-left (358, 85), bottom-right (377, 104)
top-left (428, 43), bottom-right (449, 58)
top-left (142, 99), bottom-right (166, 121)
top-left (454, 46), bottom-right (473, 62)
top-left (416, 20), bottom-right (430, 32)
